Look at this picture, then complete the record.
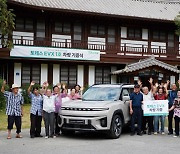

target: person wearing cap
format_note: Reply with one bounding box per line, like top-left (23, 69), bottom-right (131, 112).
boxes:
top-left (130, 84), bottom-right (143, 136)
top-left (1, 80), bottom-right (24, 139)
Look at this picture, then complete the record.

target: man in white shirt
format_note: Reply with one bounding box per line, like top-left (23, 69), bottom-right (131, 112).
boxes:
top-left (142, 78), bottom-right (154, 135)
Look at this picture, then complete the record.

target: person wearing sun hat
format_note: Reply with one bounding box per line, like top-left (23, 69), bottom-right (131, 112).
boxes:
top-left (1, 80), bottom-right (24, 139)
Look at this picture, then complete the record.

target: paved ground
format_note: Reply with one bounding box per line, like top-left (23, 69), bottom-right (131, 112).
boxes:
top-left (0, 128), bottom-right (179, 154)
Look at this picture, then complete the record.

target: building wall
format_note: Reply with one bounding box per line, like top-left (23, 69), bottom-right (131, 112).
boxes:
top-left (41, 64), bottom-right (48, 85)
top-left (14, 63), bottom-right (22, 86)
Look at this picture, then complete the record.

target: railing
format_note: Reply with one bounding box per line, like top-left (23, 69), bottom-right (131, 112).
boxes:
top-left (1, 35), bottom-right (180, 58)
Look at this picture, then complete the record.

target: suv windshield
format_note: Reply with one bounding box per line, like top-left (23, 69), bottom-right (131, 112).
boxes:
top-left (82, 86), bottom-right (121, 101)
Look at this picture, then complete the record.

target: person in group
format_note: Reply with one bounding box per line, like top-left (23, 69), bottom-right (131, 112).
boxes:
top-left (153, 84), bottom-right (168, 135)
top-left (1, 80), bottom-right (24, 139)
top-left (53, 85), bottom-right (67, 136)
top-left (141, 78), bottom-right (155, 135)
top-left (169, 90), bottom-right (180, 137)
top-left (168, 82), bottom-right (178, 135)
top-left (27, 81), bottom-right (43, 138)
top-left (42, 83), bottom-right (56, 139)
top-left (130, 84), bottom-right (143, 136)
top-left (68, 88), bottom-right (81, 100)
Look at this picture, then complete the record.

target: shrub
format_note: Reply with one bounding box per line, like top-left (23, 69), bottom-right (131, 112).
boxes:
top-left (0, 78), bottom-right (9, 110)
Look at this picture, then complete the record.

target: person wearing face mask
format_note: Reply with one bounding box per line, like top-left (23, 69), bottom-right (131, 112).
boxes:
top-left (169, 90), bottom-right (180, 137)
top-left (1, 80), bottom-right (24, 139)
top-left (130, 84), bottom-right (143, 136)
top-left (28, 81), bottom-right (43, 138)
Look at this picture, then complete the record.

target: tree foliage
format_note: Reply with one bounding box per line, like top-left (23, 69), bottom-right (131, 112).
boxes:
top-left (0, 0), bottom-right (15, 49)
top-left (174, 12), bottom-right (180, 36)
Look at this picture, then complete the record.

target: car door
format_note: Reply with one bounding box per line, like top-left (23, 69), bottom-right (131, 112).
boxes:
top-left (120, 88), bottom-right (131, 123)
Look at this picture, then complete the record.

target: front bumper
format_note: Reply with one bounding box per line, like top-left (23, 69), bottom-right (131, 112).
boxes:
top-left (59, 115), bottom-right (109, 131)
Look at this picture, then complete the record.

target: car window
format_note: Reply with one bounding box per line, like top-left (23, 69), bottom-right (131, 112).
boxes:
top-left (120, 88), bottom-right (130, 100)
top-left (83, 86), bottom-right (121, 101)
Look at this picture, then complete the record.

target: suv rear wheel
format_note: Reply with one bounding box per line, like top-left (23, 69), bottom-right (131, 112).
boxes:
top-left (108, 115), bottom-right (122, 139)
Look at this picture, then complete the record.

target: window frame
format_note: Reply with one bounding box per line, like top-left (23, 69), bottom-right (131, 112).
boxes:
top-left (95, 66), bottom-right (111, 84)
top-left (127, 27), bottom-right (142, 40)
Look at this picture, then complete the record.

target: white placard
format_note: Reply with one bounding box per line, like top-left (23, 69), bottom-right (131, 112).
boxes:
top-left (10, 45), bottom-right (100, 61)
top-left (143, 100), bottom-right (169, 116)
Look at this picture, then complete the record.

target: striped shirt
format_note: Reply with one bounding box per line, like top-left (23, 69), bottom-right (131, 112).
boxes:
top-left (29, 93), bottom-right (43, 116)
top-left (4, 91), bottom-right (24, 116)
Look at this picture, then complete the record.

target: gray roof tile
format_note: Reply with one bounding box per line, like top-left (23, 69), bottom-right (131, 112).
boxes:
top-left (10, 0), bottom-right (180, 21)
top-left (111, 55), bottom-right (180, 74)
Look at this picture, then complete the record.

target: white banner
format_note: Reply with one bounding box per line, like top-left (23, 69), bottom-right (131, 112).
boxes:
top-left (143, 100), bottom-right (169, 116)
top-left (10, 45), bottom-right (100, 61)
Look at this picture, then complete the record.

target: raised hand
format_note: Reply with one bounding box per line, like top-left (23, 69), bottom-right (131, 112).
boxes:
top-left (137, 80), bottom-right (142, 86)
top-left (30, 81), bottom-right (35, 86)
top-left (3, 80), bottom-right (6, 85)
top-left (155, 82), bottom-right (159, 88)
top-left (178, 80), bottom-right (180, 85)
top-left (148, 78), bottom-right (153, 84)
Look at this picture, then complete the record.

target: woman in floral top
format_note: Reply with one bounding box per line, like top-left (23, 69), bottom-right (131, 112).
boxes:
top-left (169, 90), bottom-right (180, 137)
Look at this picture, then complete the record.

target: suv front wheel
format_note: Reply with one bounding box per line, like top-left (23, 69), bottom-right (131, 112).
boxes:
top-left (108, 115), bottom-right (122, 139)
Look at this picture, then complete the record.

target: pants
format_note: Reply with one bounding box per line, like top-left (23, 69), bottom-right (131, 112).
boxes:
top-left (168, 104), bottom-right (174, 134)
top-left (43, 111), bottom-right (55, 137)
top-left (174, 116), bottom-right (180, 136)
top-left (154, 116), bottom-right (165, 132)
top-left (7, 115), bottom-right (21, 134)
top-left (131, 107), bottom-right (142, 133)
top-left (142, 116), bottom-right (153, 133)
top-left (30, 112), bottom-right (42, 136)
top-left (55, 113), bottom-right (61, 134)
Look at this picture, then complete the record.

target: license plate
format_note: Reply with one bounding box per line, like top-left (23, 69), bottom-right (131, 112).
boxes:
top-left (69, 119), bottom-right (85, 125)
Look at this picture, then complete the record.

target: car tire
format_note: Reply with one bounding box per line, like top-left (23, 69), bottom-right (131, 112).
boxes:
top-left (61, 129), bottom-right (75, 135)
top-left (108, 115), bottom-right (122, 139)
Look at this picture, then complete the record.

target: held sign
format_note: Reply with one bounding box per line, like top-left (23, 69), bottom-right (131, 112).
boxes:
top-left (143, 100), bottom-right (169, 116)
top-left (10, 45), bottom-right (100, 61)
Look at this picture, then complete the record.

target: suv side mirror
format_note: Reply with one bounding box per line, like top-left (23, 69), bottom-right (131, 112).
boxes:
top-left (122, 95), bottom-right (130, 102)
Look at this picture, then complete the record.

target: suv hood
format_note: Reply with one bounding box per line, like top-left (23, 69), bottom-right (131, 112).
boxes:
top-left (62, 100), bottom-right (113, 108)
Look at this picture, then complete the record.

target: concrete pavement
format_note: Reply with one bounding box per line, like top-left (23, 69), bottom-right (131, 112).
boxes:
top-left (0, 128), bottom-right (179, 154)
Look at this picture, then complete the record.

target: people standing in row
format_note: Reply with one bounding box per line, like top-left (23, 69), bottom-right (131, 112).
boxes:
top-left (169, 90), bottom-right (180, 137)
top-left (1, 81), bottom-right (24, 139)
top-left (28, 81), bottom-right (43, 138)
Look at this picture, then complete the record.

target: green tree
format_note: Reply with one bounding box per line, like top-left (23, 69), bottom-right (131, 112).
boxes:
top-left (0, 0), bottom-right (15, 49)
top-left (174, 12), bottom-right (180, 36)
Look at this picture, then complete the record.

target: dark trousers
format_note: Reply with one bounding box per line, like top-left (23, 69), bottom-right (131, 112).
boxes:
top-left (55, 113), bottom-right (61, 134)
top-left (131, 107), bottom-right (142, 133)
top-left (174, 116), bottom-right (180, 136)
top-left (30, 112), bottom-right (42, 136)
top-left (8, 115), bottom-right (21, 134)
top-left (142, 116), bottom-right (153, 133)
top-left (43, 111), bottom-right (55, 137)
top-left (168, 104), bottom-right (174, 134)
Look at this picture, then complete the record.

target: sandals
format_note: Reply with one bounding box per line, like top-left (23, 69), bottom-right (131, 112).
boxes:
top-left (16, 134), bottom-right (23, 138)
top-left (7, 136), bottom-right (11, 139)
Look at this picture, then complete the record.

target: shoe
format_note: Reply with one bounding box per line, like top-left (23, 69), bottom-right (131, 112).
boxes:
top-left (161, 132), bottom-right (165, 135)
top-left (16, 134), bottom-right (22, 138)
top-left (30, 135), bottom-right (35, 138)
top-left (168, 132), bottom-right (173, 135)
top-left (53, 135), bottom-right (56, 138)
top-left (35, 134), bottom-right (43, 137)
top-left (154, 132), bottom-right (158, 135)
top-left (148, 132), bottom-right (151, 135)
top-left (45, 136), bottom-right (49, 139)
top-left (130, 132), bottom-right (135, 136)
top-left (137, 132), bottom-right (142, 136)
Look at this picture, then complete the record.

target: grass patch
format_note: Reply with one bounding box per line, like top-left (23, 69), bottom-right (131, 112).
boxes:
top-left (0, 104), bottom-right (31, 131)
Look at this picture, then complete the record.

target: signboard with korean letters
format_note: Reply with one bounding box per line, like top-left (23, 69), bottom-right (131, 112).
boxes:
top-left (10, 45), bottom-right (100, 61)
top-left (143, 100), bottom-right (169, 116)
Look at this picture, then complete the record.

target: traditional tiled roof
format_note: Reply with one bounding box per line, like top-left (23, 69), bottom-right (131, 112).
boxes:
top-left (111, 55), bottom-right (180, 74)
top-left (9, 0), bottom-right (180, 21)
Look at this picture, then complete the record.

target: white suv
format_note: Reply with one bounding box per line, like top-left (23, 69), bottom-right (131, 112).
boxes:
top-left (59, 84), bottom-right (134, 139)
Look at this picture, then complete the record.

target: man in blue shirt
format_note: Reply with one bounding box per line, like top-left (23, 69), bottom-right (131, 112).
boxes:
top-left (28, 81), bottom-right (43, 138)
top-left (1, 81), bottom-right (24, 139)
top-left (168, 83), bottom-right (177, 135)
top-left (130, 84), bottom-right (143, 136)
